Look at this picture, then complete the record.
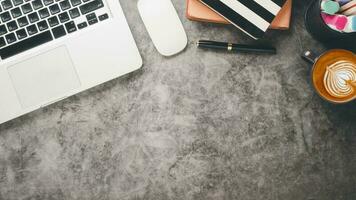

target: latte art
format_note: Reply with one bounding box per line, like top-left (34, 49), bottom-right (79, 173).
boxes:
top-left (323, 60), bottom-right (356, 98)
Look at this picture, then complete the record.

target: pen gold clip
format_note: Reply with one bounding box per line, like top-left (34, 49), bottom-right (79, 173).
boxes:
top-left (227, 43), bottom-right (233, 51)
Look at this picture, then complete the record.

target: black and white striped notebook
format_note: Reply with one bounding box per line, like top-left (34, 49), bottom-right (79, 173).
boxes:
top-left (200, 0), bottom-right (287, 39)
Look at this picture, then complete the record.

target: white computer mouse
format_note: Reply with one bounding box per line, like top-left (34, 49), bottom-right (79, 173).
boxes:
top-left (138, 0), bottom-right (188, 56)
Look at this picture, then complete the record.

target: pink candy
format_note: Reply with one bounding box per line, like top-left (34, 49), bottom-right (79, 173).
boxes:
top-left (321, 12), bottom-right (348, 30)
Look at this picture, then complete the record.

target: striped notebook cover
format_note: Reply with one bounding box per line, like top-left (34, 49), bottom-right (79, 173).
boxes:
top-left (199, 0), bottom-right (287, 39)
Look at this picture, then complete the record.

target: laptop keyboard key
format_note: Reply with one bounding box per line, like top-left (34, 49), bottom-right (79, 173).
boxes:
top-left (51, 25), bottom-right (66, 38)
top-left (49, 4), bottom-right (60, 14)
top-left (0, 30), bottom-right (53, 59)
top-left (38, 8), bottom-right (50, 18)
top-left (13, 0), bottom-right (23, 6)
top-left (0, 25), bottom-right (7, 36)
top-left (11, 7), bottom-right (22, 18)
top-left (59, 0), bottom-right (71, 11)
top-left (64, 21), bottom-right (76, 33)
top-left (0, 11), bottom-right (12, 23)
top-left (28, 12), bottom-right (39, 23)
top-left (5, 33), bottom-right (16, 44)
top-left (86, 12), bottom-right (95, 19)
top-left (43, 0), bottom-right (54, 6)
top-left (37, 20), bottom-right (48, 31)
top-left (58, 12), bottom-right (69, 23)
top-left (0, 37), bottom-right (6, 48)
top-left (48, 16), bottom-right (59, 26)
top-left (17, 16), bottom-right (28, 27)
top-left (21, 3), bottom-right (32, 14)
top-left (2, 0), bottom-right (13, 10)
top-left (98, 13), bottom-right (108, 21)
top-left (79, 0), bottom-right (103, 15)
top-left (77, 21), bottom-right (87, 29)
top-left (70, 0), bottom-right (81, 6)
top-left (86, 13), bottom-right (97, 25)
top-left (6, 20), bottom-right (18, 31)
top-left (69, 7), bottom-right (79, 19)
top-left (16, 28), bottom-right (27, 39)
top-left (32, 0), bottom-right (43, 10)
top-left (26, 24), bottom-right (38, 35)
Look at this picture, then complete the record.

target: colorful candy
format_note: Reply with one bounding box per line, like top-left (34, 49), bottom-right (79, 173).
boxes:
top-left (321, 0), bottom-right (356, 33)
top-left (322, 13), bottom-right (348, 30)
top-left (336, 0), bottom-right (351, 6)
top-left (322, 0), bottom-right (341, 14)
top-left (343, 16), bottom-right (356, 32)
top-left (340, 0), bottom-right (356, 13)
top-left (343, 6), bottom-right (356, 15)
top-left (341, 1), bottom-right (356, 15)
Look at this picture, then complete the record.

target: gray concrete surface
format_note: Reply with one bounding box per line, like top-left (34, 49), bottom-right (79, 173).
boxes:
top-left (1, 0), bottom-right (356, 199)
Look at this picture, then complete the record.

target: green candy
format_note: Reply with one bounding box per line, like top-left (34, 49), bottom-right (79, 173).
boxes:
top-left (321, 0), bottom-right (340, 15)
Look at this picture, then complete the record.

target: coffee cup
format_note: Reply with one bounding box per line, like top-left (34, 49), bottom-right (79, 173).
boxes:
top-left (302, 49), bottom-right (356, 104)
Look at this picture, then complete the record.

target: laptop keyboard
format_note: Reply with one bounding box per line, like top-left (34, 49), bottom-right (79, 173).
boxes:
top-left (0, 0), bottom-right (109, 59)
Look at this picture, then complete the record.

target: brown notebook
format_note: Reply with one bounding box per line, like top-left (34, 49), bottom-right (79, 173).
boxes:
top-left (186, 0), bottom-right (292, 30)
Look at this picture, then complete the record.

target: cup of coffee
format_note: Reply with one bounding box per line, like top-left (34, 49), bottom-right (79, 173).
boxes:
top-left (302, 49), bottom-right (356, 104)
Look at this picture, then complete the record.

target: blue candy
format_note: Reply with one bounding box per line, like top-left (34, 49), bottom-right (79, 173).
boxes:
top-left (352, 16), bottom-right (356, 30)
top-left (338, 0), bottom-right (351, 6)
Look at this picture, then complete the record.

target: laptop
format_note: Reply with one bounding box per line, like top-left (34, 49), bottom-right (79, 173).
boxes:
top-left (0, 0), bottom-right (142, 124)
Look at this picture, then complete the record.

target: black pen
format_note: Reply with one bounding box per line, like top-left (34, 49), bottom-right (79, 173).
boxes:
top-left (196, 40), bottom-right (276, 54)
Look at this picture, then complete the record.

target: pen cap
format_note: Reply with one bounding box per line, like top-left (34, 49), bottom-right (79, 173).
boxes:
top-left (305, 0), bottom-right (356, 50)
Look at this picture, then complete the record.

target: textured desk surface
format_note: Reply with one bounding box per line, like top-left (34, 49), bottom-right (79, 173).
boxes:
top-left (1, 0), bottom-right (356, 199)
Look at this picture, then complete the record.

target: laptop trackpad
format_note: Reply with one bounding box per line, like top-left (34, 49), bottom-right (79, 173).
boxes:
top-left (7, 46), bottom-right (81, 108)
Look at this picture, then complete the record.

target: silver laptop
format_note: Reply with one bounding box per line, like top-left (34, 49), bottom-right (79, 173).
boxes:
top-left (0, 0), bottom-right (142, 124)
